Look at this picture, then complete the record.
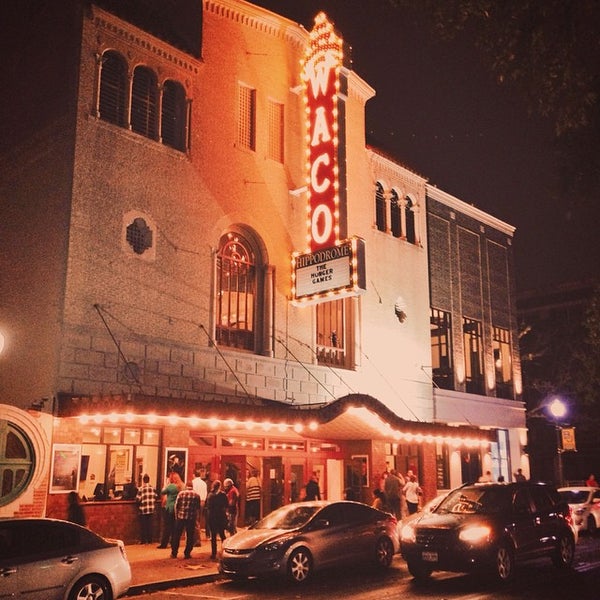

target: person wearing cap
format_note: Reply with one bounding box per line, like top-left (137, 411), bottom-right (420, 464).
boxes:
top-left (223, 478), bottom-right (240, 535)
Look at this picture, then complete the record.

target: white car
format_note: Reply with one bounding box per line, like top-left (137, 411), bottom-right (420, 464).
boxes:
top-left (558, 486), bottom-right (600, 535)
top-left (0, 517), bottom-right (131, 600)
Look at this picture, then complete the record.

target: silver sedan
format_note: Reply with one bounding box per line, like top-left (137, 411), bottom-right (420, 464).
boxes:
top-left (0, 517), bottom-right (131, 600)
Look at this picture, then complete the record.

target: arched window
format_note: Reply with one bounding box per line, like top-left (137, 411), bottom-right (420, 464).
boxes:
top-left (405, 196), bottom-right (416, 244)
top-left (0, 420), bottom-right (34, 506)
top-left (131, 66), bottom-right (158, 140)
top-left (390, 190), bottom-right (401, 238)
top-left (216, 232), bottom-right (257, 351)
top-left (161, 80), bottom-right (187, 151)
top-left (375, 182), bottom-right (386, 232)
top-left (98, 50), bottom-right (127, 127)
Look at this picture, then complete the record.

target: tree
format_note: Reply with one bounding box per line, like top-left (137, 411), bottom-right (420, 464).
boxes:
top-left (389, 0), bottom-right (600, 206)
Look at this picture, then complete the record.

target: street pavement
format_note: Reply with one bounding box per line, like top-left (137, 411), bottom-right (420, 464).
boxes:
top-left (124, 532), bottom-right (600, 596)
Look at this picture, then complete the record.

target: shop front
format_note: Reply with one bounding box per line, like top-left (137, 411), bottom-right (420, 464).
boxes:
top-left (46, 393), bottom-right (494, 543)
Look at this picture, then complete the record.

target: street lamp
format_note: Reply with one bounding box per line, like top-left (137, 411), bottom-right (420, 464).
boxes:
top-left (548, 397), bottom-right (567, 487)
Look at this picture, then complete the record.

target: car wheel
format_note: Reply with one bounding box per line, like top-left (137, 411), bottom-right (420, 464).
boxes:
top-left (587, 515), bottom-right (597, 536)
top-left (69, 575), bottom-right (112, 600)
top-left (552, 534), bottom-right (575, 568)
top-left (287, 547), bottom-right (312, 584)
top-left (374, 536), bottom-right (394, 568)
top-left (494, 543), bottom-right (515, 583)
top-left (406, 559), bottom-right (432, 580)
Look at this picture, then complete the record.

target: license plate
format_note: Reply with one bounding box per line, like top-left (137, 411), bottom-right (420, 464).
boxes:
top-left (422, 551), bottom-right (438, 562)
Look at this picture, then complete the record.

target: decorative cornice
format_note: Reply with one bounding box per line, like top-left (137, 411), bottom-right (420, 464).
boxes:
top-left (427, 184), bottom-right (516, 236)
top-left (204, 0), bottom-right (307, 50)
top-left (91, 5), bottom-right (201, 75)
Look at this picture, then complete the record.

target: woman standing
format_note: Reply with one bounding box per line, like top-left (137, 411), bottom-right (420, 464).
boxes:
top-left (206, 480), bottom-right (229, 560)
top-left (157, 471), bottom-right (185, 549)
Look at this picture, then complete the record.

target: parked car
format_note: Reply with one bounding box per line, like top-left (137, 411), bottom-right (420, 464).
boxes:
top-left (400, 492), bottom-right (448, 526)
top-left (219, 500), bottom-right (399, 584)
top-left (558, 486), bottom-right (600, 535)
top-left (400, 481), bottom-right (575, 583)
top-left (0, 517), bottom-right (131, 600)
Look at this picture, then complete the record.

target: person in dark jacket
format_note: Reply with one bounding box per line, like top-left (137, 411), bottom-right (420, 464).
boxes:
top-left (304, 472), bottom-right (321, 501)
top-left (67, 491), bottom-right (87, 527)
top-left (205, 480), bottom-right (228, 560)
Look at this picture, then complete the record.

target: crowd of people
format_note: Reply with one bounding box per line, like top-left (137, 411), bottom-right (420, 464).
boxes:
top-left (372, 467), bottom-right (423, 519)
top-left (64, 462), bottom-right (600, 558)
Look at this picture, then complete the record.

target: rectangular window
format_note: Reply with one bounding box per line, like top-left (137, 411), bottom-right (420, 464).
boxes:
top-left (430, 308), bottom-right (453, 389)
top-left (490, 429), bottom-right (510, 483)
top-left (80, 426), bottom-right (160, 500)
top-left (463, 317), bottom-right (484, 394)
top-left (316, 298), bottom-right (353, 368)
top-left (493, 326), bottom-right (513, 398)
top-left (267, 99), bottom-right (284, 162)
top-left (238, 84), bottom-right (256, 150)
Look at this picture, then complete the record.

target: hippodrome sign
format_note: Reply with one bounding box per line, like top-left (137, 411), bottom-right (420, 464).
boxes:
top-left (292, 237), bottom-right (366, 304)
top-left (302, 12), bottom-right (342, 251)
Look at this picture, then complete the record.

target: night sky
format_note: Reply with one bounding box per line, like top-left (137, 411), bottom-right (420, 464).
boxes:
top-left (252, 0), bottom-right (598, 291)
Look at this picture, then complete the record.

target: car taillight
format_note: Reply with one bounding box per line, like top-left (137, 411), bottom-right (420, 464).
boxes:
top-left (565, 506), bottom-right (574, 527)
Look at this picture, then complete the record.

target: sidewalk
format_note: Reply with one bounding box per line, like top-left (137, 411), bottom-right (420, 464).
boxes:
top-left (124, 536), bottom-right (222, 596)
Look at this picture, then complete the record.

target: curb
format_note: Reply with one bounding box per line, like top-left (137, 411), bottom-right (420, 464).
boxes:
top-left (126, 572), bottom-right (221, 596)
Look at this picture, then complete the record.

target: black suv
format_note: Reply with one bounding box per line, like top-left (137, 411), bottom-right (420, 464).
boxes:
top-left (400, 481), bottom-right (575, 583)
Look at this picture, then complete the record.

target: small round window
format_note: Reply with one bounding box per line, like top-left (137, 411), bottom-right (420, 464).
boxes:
top-left (0, 420), bottom-right (34, 506)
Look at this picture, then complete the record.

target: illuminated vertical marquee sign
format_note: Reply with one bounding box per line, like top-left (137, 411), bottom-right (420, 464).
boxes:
top-left (291, 13), bottom-right (366, 306)
top-left (302, 12), bottom-right (342, 252)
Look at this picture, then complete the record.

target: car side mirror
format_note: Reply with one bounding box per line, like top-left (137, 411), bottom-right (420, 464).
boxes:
top-left (313, 518), bottom-right (330, 529)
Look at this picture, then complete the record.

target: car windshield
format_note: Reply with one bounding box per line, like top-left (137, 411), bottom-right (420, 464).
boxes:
top-left (559, 490), bottom-right (591, 504)
top-left (437, 487), bottom-right (511, 515)
top-left (252, 504), bottom-right (322, 530)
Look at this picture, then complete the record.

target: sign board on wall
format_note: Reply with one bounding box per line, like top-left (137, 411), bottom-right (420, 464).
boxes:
top-left (292, 237), bottom-right (366, 305)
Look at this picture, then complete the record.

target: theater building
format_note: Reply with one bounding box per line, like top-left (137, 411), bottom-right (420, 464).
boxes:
top-left (0, 0), bottom-right (523, 541)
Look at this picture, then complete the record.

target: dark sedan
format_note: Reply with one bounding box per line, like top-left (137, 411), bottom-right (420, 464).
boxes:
top-left (400, 481), bottom-right (575, 583)
top-left (219, 500), bottom-right (399, 584)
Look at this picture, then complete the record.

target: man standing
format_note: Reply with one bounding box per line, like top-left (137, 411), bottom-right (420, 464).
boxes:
top-left (171, 481), bottom-right (201, 559)
top-left (384, 469), bottom-right (404, 519)
top-left (223, 478), bottom-right (240, 535)
top-left (514, 468), bottom-right (527, 482)
top-left (192, 469), bottom-right (208, 545)
top-left (136, 474), bottom-right (157, 544)
top-left (245, 469), bottom-right (261, 525)
top-left (304, 472), bottom-right (321, 501)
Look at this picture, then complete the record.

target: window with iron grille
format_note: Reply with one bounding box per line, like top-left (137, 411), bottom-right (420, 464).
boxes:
top-left (390, 190), bottom-right (401, 237)
top-left (267, 100), bottom-right (284, 162)
top-left (216, 233), bottom-right (256, 351)
top-left (316, 298), bottom-right (353, 368)
top-left (430, 308), bottom-right (453, 389)
top-left (405, 196), bottom-right (416, 244)
top-left (131, 66), bottom-right (158, 140)
top-left (463, 317), bottom-right (484, 394)
top-left (161, 80), bottom-right (187, 151)
top-left (493, 326), bottom-right (513, 398)
top-left (237, 85), bottom-right (256, 151)
top-left (0, 420), bottom-right (34, 506)
top-left (99, 50), bottom-right (127, 126)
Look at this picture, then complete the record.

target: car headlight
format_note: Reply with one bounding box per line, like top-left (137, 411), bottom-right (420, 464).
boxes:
top-left (260, 536), bottom-right (292, 552)
top-left (459, 525), bottom-right (491, 544)
top-left (400, 523), bottom-right (416, 543)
